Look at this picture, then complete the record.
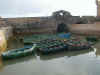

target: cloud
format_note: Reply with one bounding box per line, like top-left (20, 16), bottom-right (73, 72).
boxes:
top-left (0, 0), bottom-right (97, 17)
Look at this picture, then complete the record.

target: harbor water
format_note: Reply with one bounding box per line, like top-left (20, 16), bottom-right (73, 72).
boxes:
top-left (0, 38), bottom-right (100, 75)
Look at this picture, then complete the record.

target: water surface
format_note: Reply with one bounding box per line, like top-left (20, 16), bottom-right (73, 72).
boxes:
top-left (0, 39), bottom-right (100, 75)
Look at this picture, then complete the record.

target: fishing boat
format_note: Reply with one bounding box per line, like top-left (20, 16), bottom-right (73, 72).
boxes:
top-left (1, 44), bottom-right (37, 60)
top-left (37, 38), bottom-right (67, 54)
top-left (37, 38), bottom-right (92, 54)
top-left (66, 39), bottom-right (92, 51)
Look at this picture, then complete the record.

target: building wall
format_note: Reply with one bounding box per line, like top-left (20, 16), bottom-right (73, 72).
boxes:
top-left (1, 16), bottom-right (97, 35)
top-left (0, 16), bottom-right (100, 36)
top-left (70, 24), bottom-right (100, 36)
top-left (96, 0), bottom-right (100, 16)
top-left (0, 18), bottom-right (7, 27)
top-left (0, 10), bottom-right (99, 36)
top-left (6, 17), bottom-right (57, 35)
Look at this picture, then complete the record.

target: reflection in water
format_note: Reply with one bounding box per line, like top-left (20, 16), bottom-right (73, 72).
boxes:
top-left (40, 49), bottom-right (93, 60)
top-left (7, 38), bottom-right (24, 50)
top-left (1, 49), bottom-right (93, 67)
top-left (94, 42), bottom-right (100, 56)
top-left (3, 56), bottom-right (35, 67)
top-left (0, 56), bottom-right (3, 71)
top-left (0, 37), bottom-right (24, 71)
top-left (1, 38), bottom-right (100, 75)
top-left (95, 49), bottom-right (100, 56)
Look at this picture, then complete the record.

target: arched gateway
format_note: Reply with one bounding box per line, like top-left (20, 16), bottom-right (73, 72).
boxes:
top-left (57, 23), bottom-right (69, 33)
top-left (52, 10), bottom-right (71, 33)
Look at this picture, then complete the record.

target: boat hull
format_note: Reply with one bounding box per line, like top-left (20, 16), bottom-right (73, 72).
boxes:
top-left (1, 44), bottom-right (37, 60)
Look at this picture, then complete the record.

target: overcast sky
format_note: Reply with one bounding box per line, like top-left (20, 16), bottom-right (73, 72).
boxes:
top-left (0, 0), bottom-right (97, 18)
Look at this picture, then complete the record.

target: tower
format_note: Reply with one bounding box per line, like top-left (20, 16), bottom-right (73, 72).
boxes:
top-left (96, 0), bottom-right (100, 16)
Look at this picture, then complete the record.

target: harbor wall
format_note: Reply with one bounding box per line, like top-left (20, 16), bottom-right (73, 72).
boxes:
top-left (0, 26), bottom-right (13, 40)
top-left (70, 24), bottom-right (100, 36)
top-left (0, 10), bottom-right (100, 36)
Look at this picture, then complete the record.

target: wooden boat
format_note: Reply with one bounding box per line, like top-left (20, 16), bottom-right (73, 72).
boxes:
top-left (37, 38), bottom-right (67, 54)
top-left (86, 36), bottom-right (99, 45)
top-left (1, 44), bottom-right (37, 60)
top-left (37, 38), bottom-right (92, 54)
top-left (66, 39), bottom-right (91, 51)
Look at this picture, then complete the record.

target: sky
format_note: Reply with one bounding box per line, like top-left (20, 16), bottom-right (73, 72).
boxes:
top-left (0, 0), bottom-right (97, 18)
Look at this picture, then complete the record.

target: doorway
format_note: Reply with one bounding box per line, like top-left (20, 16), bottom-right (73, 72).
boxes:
top-left (57, 23), bottom-right (68, 33)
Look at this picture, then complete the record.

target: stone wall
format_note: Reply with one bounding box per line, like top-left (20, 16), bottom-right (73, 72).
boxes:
top-left (0, 26), bottom-right (13, 40)
top-left (4, 16), bottom-right (97, 35)
top-left (6, 17), bottom-right (57, 35)
top-left (70, 24), bottom-right (100, 36)
top-left (0, 18), bottom-right (8, 27)
top-left (4, 10), bottom-right (82, 35)
top-left (0, 10), bottom-right (99, 36)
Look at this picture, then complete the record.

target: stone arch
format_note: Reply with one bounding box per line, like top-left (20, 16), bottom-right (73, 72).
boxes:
top-left (52, 10), bottom-right (72, 20)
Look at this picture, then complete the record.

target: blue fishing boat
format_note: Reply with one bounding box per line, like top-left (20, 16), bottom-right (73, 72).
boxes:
top-left (1, 44), bottom-right (37, 60)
